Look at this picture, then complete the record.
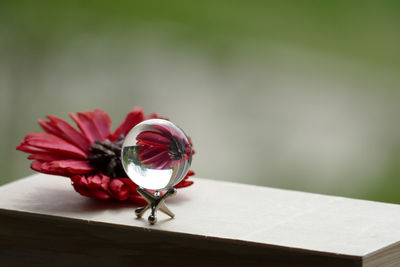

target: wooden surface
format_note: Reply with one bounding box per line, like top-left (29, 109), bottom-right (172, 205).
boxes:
top-left (0, 174), bottom-right (400, 266)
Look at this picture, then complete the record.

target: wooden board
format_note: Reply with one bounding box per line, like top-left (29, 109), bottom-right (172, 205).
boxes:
top-left (0, 174), bottom-right (400, 266)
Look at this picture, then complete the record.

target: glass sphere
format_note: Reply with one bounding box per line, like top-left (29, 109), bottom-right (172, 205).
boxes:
top-left (121, 119), bottom-right (192, 191)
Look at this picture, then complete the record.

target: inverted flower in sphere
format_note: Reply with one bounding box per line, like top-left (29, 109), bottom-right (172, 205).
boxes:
top-left (16, 107), bottom-right (194, 204)
top-left (137, 123), bottom-right (193, 170)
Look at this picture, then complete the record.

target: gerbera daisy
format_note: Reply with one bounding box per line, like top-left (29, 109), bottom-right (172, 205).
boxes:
top-left (16, 107), bottom-right (194, 205)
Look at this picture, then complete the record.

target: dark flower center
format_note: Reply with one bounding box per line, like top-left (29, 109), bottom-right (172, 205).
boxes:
top-left (168, 137), bottom-right (186, 161)
top-left (87, 136), bottom-right (126, 178)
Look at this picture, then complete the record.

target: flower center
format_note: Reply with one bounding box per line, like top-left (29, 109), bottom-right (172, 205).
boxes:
top-left (168, 137), bottom-right (186, 161)
top-left (87, 136), bottom-right (126, 178)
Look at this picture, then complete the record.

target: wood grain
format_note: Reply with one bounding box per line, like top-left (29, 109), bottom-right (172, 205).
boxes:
top-left (0, 174), bottom-right (399, 266)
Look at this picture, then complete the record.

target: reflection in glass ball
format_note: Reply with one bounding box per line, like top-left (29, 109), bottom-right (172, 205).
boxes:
top-left (121, 119), bottom-right (192, 191)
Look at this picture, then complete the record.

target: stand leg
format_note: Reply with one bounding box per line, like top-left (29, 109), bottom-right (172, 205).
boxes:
top-left (134, 187), bottom-right (177, 224)
top-left (135, 206), bottom-right (150, 218)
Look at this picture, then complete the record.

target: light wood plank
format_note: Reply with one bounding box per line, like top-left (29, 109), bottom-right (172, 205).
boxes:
top-left (0, 174), bottom-right (400, 266)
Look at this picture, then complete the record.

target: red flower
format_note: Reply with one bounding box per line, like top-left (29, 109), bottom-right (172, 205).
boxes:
top-left (17, 107), bottom-right (194, 204)
top-left (137, 123), bottom-right (193, 169)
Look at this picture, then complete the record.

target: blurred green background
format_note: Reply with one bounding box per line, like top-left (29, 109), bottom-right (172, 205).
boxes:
top-left (1, 1), bottom-right (399, 203)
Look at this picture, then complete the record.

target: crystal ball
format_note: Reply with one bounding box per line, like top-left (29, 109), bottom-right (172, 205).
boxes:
top-left (121, 119), bottom-right (192, 191)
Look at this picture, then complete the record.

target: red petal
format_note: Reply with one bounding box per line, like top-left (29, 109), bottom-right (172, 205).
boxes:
top-left (175, 170), bottom-right (195, 188)
top-left (45, 116), bottom-right (91, 151)
top-left (153, 155), bottom-right (173, 169)
top-left (80, 174), bottom-right (111, 200)
top-left (175, 180), bottom-right (194, 188)
top-left (100, 174), bottom-right (111, 191)
top-left (91, 189), bottom-right (111, 200)
top-left (31, 159), bottom-right (88, 177)
top-left (38, 119), bottom-right (66, 140)
top-left (111, 107), bottom-right (144, 141)
top-left (109, 179), bottom-right (130, 200)
top-left (19, 143), bottom-right (85, 160)
top-left (70, 112), bottom-right (102, 143)
top-left (28, 154), bottom-right (64, 161)
top-left (136, 131), bottom-right (170, 148)
top-left (118, 178), bottom-right (138, 192)
top-left (21, 132), bottom-right (88, 159)
top-left (17, 143), bottom-right (49, 154)
top-left (84, 110), bottom-right (111, 141)
top-left (31, 160), bottom-right (47, 173)
top-left (87, 174), bottom-right (103, 189)
top-left (156, 159), bottom-right (172, 169)
top-left (186, 170), bottom-right (195, 177)
top-left (26, 138), bottom-right (87, 159)
top-left (31, 160), bottom-right (69, 176)
top-left (140, 150), bottom-right (170, 165)
top-left (23, 132), bottom-right (60, 140)
top-left (47, 160), bottom-right (94, 175)
top-left (138, 146), bottom-right (166, 161)
top-left (71, 175), bottom-right (111, 199)
top-left (39, 162), bottom-right (64, 175)
top-left (71, 175), bottom-right (93, 197)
